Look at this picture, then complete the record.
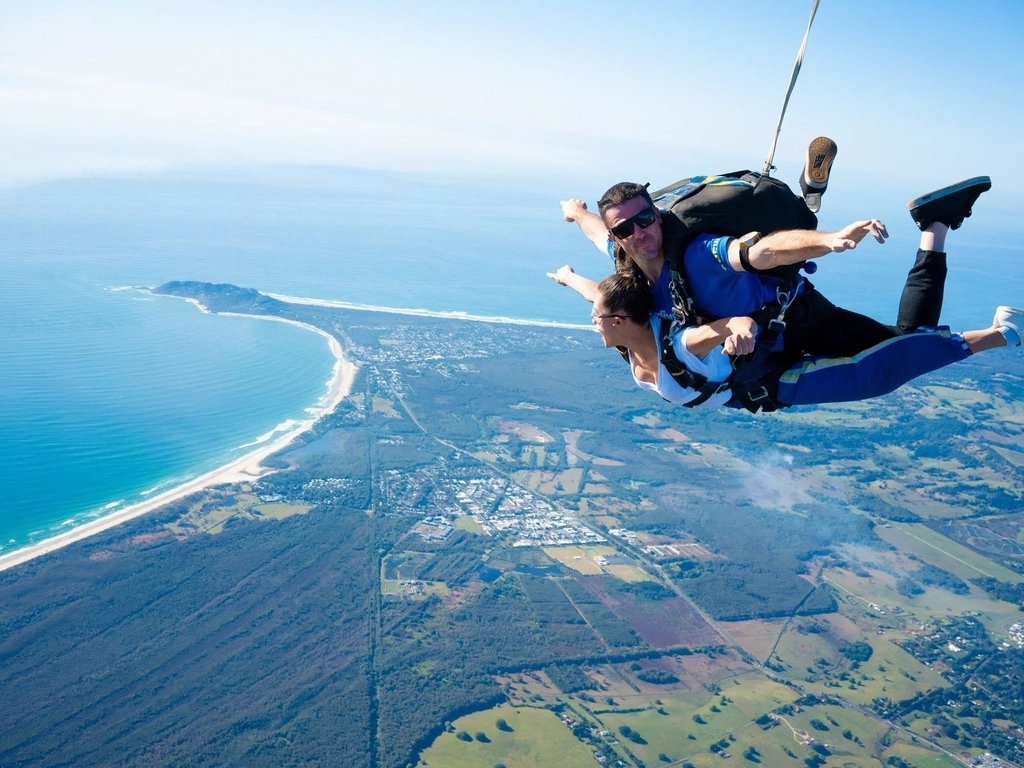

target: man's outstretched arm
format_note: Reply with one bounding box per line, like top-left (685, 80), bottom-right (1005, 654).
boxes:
top-left (728, 219), bottom-right (889, 272)
top-left (546, 265), bottom-right (599, 303)
top-left (561, 199), bottom-right (611, 255)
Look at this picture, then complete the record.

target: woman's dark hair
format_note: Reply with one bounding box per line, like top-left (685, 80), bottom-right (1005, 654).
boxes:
top-left (597, 272), bottom-right (652, 327)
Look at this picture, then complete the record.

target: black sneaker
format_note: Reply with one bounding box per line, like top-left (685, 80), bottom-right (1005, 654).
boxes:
top-left (799, 136), bottom-right (838, 214)
top-left (907, 176), bottom-right (991, 231)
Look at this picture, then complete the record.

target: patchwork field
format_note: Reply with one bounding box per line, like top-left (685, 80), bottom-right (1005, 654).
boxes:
top-left (512, 468), bottom-right (583, 493)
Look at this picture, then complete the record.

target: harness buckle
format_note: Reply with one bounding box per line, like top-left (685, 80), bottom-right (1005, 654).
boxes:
top-left (775, 286), bottom-right (795, 322)
top-left (742, 383), bottom-right (778, 414)
top-left (747, 385), bottom-right (773, 403)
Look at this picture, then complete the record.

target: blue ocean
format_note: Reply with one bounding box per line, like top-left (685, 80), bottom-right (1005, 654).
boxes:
top-left (1, 166), bottom-right (1022, 555)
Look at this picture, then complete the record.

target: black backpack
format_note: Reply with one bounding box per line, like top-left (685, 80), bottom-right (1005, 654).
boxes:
top-left (650, 170), bottom-right (817, 243)
top-left (650, 170), bottom-right (817, 323)
top-left (648, 171), bottom-right (818, 412)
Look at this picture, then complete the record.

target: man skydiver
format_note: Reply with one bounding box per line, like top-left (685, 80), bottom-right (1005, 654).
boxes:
top-left (556, 171), bottom-right (991, 360)
top-left (555, 188), bottom-right (1022, 412)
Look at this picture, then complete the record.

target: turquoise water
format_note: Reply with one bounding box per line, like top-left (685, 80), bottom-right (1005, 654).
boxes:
top-left (1, 166), bottom-right (1022, 554)
top-left (0, 260), bottom-right (335, 552)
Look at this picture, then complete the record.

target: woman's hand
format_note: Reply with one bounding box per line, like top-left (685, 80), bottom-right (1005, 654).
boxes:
top-left (546, 265), bottom-right (576, 286)
top-left (722, 316), bottom-right (758, 356)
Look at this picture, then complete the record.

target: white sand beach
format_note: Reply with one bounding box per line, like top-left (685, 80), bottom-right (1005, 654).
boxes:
top-left (0, 311), bottom-right (358, 573)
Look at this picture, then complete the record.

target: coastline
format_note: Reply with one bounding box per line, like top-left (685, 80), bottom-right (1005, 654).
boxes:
top-left (0, 308), bottom-right (358, 574)
top-left (267, 292), bottom-right (593, 330)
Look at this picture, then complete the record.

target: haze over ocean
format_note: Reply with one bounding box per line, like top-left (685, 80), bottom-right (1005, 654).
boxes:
top-left (1, 166), bottom-right (1022, 555)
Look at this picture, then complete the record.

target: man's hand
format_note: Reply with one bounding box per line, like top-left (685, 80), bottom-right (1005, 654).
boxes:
top-left (560, 199), bottom-right (589, 223)
top-left (546, 265), bottom-right (576, 286)
top-left (825, 219), bottom-right (888, 252)
top-left (721, 316), bottom-right (758, 356)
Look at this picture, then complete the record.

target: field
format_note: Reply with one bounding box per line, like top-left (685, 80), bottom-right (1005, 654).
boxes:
top-left (253, 502), bottom-right (312, 519)
top-left (725, 618), bottom-right (787, 662)
top-left (597, 694), bottom-right (966, 768)
top-left (595, 678), bottom-right (787, 764)
top-left (543, 545), bottom-right (617, 575)
top-left (415, 705), bottom-right (597, 768)
top-left (163, 488), bottom-right (306, 536)
top-left (930, 512), bottom-right (1024, 568)
top-left (875, 522), bottom-right (1023, 582)
top-left (578, 576), bottom-right (724, 649)
top-left (454, 515), bottom-right (484, 534)
top-left (423, 640), bottom-right (971, 768)
top-left (603, 564), bottom-right (653, 582)
top-left (512, 468), bottom-right (584, 494)
top-left (371, 395), bottom-right (400, 417)
top-left (821, 545), bottom-right (1023, 645)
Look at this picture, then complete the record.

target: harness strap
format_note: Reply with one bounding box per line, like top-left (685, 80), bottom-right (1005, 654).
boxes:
top-left (727, 279), bottom-right (800, 413)
top-left (667, 263), bottom-right (696, 324)
top-left (728, 318), bottom-right (787, 412)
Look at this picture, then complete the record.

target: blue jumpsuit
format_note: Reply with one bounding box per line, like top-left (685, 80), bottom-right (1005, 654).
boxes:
top-left (767, 328), bottom-right (970, 408)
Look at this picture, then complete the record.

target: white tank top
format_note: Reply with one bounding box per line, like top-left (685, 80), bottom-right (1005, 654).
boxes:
top-left (630, 316), bottom-right (734, 409)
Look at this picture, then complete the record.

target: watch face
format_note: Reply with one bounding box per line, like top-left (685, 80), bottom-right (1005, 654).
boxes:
top-left (739, 231), bottom-right (762, 249)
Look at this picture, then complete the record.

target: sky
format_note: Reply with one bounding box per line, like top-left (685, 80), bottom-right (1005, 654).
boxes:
top-left (1, 0), bottom-right (1023, 213)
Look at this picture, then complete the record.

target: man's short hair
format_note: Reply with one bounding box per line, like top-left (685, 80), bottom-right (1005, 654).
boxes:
top-left (597, 272), bottom-right (652, 327)
top-left (598, 182), bottom-right (653, 221)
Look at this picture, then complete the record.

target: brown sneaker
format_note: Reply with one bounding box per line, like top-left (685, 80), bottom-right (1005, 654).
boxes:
top-left (799, 136), bottom-right (838, 213)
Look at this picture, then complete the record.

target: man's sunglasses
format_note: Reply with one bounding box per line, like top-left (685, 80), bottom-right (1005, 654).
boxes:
top-left (608, 206), bottom-right (657, 239)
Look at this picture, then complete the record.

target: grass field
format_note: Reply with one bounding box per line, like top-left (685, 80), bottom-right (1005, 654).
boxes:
top-left (992, 444), bottom-right (1024, 467)
top-left (788, 625), bottom-right (948, 707)
top-left (590, 679), bottom-right (965, 768)
top-left (825, 554), bottom-right (1015, 625)
top-left (603, 564), bottom-right (653, 582)
top-left (597, 692), bottom-right (752, 763)
top-left (454, 515), bottom-right (484, 534)
top-left (877, 522), bottom-right (1023, 582)
top-left (486, 663), bottom-right (965, 768)
top-left (543, 545), bottom-right (618, 575)
top-left (725, 618), bottom-right (787, 662)
top-left (713, 675), bottom-right (797, 721)
top-left (537, 468), bottom-right (583, 495)
top-left (165, 489), bottom-right (269, 536)
top-left (371, 395), bottom-right (400, 417)
top-left (415, 704), bottom-right (598, 768)
top-left (884, 740), bottom-right (965, 768)
top-left (496, 420), bottom-right (553, 443)
top-left (253, 502), bottom-right (311, 520)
